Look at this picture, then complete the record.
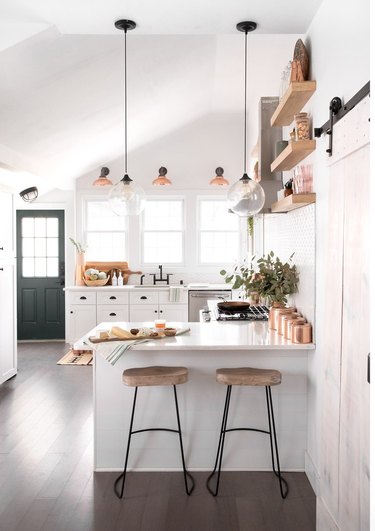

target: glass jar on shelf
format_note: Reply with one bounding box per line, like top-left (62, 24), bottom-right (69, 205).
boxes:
top-left (294, 112), bottom-right (310, 140)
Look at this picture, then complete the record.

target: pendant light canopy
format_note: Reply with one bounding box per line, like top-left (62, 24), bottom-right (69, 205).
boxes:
top-left (108, 19), bottom-right (146, 216)
top-left (210, 167), bottom-right (229, 186)
top-left (227, 21), bottom-right (265, 217)
top-left (93, 167), bottom-right (113, 187)
top-left (152, 167), bottom-right (172, 186)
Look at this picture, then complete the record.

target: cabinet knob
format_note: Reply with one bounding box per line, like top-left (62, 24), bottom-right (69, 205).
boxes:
top-left (0, 247), bottom-right (3, 250)
top-left (70, 311), bottom-right (73, 314)
top-left (109, 313), bottom-right (116, 316)
top-left (79, 296), bottom-right (87, 300)
top-left (160, 310), bottom-right (163, 314)
top-left (140, 296), bottom-right (147, 300)
top-left (154, 310), bottom-right (158, 313)
top-left (109, 296), bottom-right (116, 300)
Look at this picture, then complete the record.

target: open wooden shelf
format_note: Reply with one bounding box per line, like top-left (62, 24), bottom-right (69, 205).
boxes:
top-left (271, 193), bottom-right (316, 213)
top-left (270, 140), bottom-right (316, 172)
top-left (270, 81), bottom-right (317, 127)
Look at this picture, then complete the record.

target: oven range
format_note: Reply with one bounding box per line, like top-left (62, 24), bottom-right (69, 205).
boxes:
top-left (203, 300), bottom-right (269, 322)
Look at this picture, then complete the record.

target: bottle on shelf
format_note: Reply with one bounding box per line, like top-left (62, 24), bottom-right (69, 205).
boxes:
top-left (117, 271), bottom-right (123, 286)
top-left (112, 270), bottom-right (118, 286)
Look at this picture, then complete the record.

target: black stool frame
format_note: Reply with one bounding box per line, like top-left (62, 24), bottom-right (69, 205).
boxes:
top-left (114, 385), bottom-right (195, 498)
top-left (206, 385), bottom-right (289, 498)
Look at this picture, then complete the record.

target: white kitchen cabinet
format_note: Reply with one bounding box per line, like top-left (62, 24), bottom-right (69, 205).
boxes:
top-left (128, 290), bottom-right (188, 322)
top-left (65, 290), bottom-right (97, 344)
top-left (0, 190), bottom-right (14, 259)
top-left (159, 304), bottom-right (188, 322)
top-left (97, 305), bottom-right (129, 323)
top-left (129, 305), bottom-right (159, 322)
top-left (0, 260), bottom-right (17, 384)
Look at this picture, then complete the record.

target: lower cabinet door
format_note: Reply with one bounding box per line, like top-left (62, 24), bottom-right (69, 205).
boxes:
top-left (97, 305), bottom-right (129, 323)
top-left (129, 305), bottom-right (158, 322)
top-left (0, 261), bottom-right (17, 383)
top-left (159, 304), bottom-right (188, 322)
top-left (67, 305), bottom-right (96, 344)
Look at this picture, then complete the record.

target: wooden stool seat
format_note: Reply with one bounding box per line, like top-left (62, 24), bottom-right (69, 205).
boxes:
top-left (122, 366), bottom-right (188, 387)
top-left (216, 367), bottom-right (281, 387)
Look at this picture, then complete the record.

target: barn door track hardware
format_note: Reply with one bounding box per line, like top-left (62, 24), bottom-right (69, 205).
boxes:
top-left (314, 81), bottom-right (370, 157)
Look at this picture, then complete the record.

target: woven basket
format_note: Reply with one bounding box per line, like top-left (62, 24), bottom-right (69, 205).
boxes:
top-left (83, 276), bottom-right (109, 287)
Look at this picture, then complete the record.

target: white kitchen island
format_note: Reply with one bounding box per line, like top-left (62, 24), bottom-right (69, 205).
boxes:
top-left (88, 321), bottom-right (314, 472)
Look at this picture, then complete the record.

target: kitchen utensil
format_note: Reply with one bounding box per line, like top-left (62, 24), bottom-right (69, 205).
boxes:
top-left (217, 301), bottom-right (250, 312)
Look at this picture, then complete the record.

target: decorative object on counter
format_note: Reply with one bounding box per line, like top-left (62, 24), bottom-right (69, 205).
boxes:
top-left (292, 322), bottom-right (312, 344)
top-left (92, 167), bottom-right (113, 187)
top-left (70, 237), bottom-right (87, 286)
top-left (19, 186), bottom-right (38, 203)
top-left (108, 20), bottom-right (146, 216)
top-left (293, 39), bottom-right (309, 81)
top-left (112, 270), bottom-right (118, 286)
top-left (293, 165), bottom-right (313, 194)
top-left (283, 313), bottom-right (302, 338)
top-left (210, 167), bottom-right (229, 186)
top-left (294, 112), bottom-right (310, 140)
top-left (277, 309), bottom-right (298, 335)
top-left (117, 271), bottom-right (124, 286)
top-left (84, 261), bottom-right (142, 285)
top-left (279, 61), bottom-right (292, 99)
top-left (220, 251), bottom-right (299, 307)
top-left (227, 21), bottom-right (265, 217)
top-left (152, 166), bottom-right (172, 186)
top-left (83, 268), bottom-right (109, 286)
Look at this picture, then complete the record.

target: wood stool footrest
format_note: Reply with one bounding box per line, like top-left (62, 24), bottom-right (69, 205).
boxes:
top-left (216, 367), bottom-right (281, 386)
top-left (123, 366), bottom-right (188, 387)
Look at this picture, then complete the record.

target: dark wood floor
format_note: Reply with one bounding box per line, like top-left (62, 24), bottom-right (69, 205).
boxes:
top-left (0, 342), bottom-right (316, 531)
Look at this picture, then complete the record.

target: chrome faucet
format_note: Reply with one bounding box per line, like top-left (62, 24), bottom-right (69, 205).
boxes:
top-left (150, 264), bottom-right (173, 285)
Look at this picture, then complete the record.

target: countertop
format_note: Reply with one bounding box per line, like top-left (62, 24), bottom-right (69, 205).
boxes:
top-left (64, 283), bottom-right (230, 291)
top-left (86, 321), bottom-right (315, 351)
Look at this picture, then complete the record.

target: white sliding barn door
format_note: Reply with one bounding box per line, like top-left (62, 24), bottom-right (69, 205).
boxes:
top-left (318, 96), bottom-right (370, 530)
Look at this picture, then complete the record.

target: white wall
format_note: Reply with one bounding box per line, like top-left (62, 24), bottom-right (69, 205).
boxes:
top-left (303, 0), bottom-right (370, 500)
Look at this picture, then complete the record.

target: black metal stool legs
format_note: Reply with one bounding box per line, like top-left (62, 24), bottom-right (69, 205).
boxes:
top-left (114, 385), bottom-right (194, 499)
top-left (265, 386), bottom-right (289, 499)
top-left (114, 386), bottom-right (138, 499)
top-left (206, 385), bottom-right (232, 496)
top-left (206, 385), bottom-right (288, 499)
top-left (173, 385), bottom-right (195, 495)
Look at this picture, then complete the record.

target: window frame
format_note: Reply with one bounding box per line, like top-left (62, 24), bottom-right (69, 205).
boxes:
top-left (140, 196), bottom-right (186, 266)
top-left (196, 196), bottom-right (244, 266)
top-left (82, 196), bottom-right (129, 262)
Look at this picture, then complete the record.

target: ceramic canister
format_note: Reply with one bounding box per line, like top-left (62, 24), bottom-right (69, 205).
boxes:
top-left (268, 303), bottom-right (285, 330)
top-left (277, 308), bottom-right (297, 335)
top-left (292, 323), bottom-right (312, 344)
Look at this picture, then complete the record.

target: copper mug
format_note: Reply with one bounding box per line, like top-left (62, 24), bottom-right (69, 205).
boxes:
top-left (277, 308), bottom-right (297, 335)
top-left (268, 303), bottom-right (285, 330)
top-left (292, 323), bottom-right (312, 344)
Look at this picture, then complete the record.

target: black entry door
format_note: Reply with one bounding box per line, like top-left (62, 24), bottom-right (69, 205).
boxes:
top-left (16, 210), bottom-right (65, 340)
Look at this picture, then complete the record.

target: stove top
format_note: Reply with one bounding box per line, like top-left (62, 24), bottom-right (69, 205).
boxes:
top-left (216, 304), bottom-right (269, 321)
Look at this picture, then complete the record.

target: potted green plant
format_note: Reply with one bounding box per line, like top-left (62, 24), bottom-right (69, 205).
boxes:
top-left (220, 251), bottom-right (299, 306)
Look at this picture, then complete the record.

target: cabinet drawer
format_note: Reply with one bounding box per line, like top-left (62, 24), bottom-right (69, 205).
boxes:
top-left (97, 292), bottom-right (129, 305)
top-left (97, 305), bottom-right (129, 322)
top-left (129, 291), bottom-right (158, 305)
top-left (158, 290), bottom-right (188, 305)
top-left (70, 291), bottom-right (97, 304)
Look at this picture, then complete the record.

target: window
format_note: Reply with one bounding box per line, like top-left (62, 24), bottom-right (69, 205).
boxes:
top-left (21, 217), bottom-right (59, 277)
top-left (84, 200), bottom-right (127, 261)
top-left (198, 199), bottom-right (240, 264)
top-left (142, 200), bottom-right (184, 263)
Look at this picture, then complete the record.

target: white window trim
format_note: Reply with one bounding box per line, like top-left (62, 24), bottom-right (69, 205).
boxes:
top-left (140, 195), bottom-right (186, 267)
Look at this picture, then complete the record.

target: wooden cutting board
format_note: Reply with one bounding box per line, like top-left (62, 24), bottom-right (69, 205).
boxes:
top-left (89, 332), bottom-right (165, 343)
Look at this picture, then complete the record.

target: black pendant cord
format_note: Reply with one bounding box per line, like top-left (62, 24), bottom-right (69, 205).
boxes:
top-left (123, 28), bottom-right (128, 175)
top-left (243, 30), bottom-right (248, 175)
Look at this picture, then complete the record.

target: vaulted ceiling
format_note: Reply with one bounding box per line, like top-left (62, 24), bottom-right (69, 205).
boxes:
top-left (0, 0), bottom-right (323, 192)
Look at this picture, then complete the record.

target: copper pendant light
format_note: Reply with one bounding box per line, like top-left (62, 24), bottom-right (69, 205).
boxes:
top-left (227, 21), bottom-right (265, 217)
top-left (92, 167), bottom-right (113, 187)
top-left (152, 167), bottom-right (172, 186)
top-left (210, 167), bottom-right (229, 186)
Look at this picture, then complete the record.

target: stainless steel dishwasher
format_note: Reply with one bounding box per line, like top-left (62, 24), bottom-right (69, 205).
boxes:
top-left (188, 289), bottom-right (232, 322)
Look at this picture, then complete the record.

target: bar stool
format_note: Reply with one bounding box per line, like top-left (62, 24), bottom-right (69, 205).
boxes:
top-left (206, 367), bottom-right (289, 498)
top-left (114, 365), bottom-right (195, 498)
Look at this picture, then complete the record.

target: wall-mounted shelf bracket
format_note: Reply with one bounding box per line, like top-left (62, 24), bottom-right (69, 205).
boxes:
top-left (314, 81), bottom-right (370, 157)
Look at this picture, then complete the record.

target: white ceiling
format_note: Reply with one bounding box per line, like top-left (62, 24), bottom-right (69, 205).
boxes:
top-left (0, 0), bottom-right (324, 193)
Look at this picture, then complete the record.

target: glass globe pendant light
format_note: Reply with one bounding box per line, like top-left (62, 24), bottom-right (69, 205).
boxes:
top-left (108, 19), bottom-right (146, 216)
top-left (227, 21), bottom-right (265, 217)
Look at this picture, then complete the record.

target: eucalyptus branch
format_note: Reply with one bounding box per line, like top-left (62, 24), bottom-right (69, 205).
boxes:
top-left (69, 237), bottom-right (86, 254)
